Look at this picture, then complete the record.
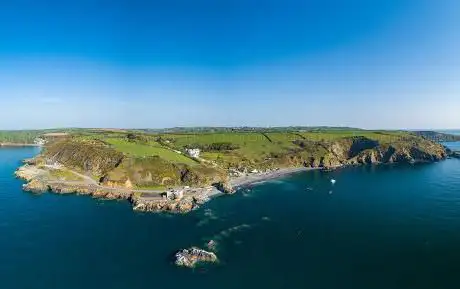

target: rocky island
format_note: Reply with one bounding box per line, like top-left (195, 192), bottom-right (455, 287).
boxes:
top-left (174, 247), bottom-right (218, 268)
top-left (13, 128), bottom-right (452, 213)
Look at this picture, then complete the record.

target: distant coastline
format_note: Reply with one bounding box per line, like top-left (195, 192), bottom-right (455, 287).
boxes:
top-left (0, 143), bottom-right (40, 147)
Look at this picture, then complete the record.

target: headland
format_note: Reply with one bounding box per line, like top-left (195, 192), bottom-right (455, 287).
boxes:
top-left (11, 127), bottom-right (452, 213)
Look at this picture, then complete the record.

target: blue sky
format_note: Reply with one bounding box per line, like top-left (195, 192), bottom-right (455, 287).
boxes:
top-left (0, 0), bottom-right (459, 129)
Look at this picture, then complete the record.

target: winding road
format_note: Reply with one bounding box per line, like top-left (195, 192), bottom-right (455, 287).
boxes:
top-left (45, 165), bottom-right (165, 199)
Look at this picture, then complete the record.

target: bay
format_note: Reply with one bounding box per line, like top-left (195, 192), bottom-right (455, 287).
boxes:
top-left (2, 146), bottom-right (460, 289)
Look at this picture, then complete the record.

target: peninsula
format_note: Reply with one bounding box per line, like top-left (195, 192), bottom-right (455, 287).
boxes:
top-left (12, 128), bottom-right (451, 213)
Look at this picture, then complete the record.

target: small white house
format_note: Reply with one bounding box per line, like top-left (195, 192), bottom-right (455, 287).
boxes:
top-left (34, 137), bottom-right (46, 146)
top-left (166, 189), bottom-right (184, 200)
top-left (45, 159), bottom-right (62, 169)
top-left (186, 148), bottom-right (201, 158)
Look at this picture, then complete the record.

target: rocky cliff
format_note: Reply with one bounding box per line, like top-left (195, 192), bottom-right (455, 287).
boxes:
top-left (413, 131), bottom-right (460, 142)
top-left (100, 156), bottom-right (226, 189)
top-left (43, 139), bottom-right (124, 176)
top-left (266, 136), bottom-right (447, 170)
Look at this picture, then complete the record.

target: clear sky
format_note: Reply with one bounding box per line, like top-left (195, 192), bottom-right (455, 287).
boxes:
top-left (1, 0), bottom-right (459, 129)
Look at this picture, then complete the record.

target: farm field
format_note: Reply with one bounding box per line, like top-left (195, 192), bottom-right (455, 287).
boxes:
top-left (104, 138), bottom-right (198, 166)
top-left (298, 130), bottom-right (408, 142)
top-left (162, 132), bottom-right (289, 163)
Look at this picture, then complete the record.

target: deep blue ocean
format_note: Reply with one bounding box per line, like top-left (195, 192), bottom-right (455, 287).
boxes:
top-left (2, 145), bottom-right (460, 289)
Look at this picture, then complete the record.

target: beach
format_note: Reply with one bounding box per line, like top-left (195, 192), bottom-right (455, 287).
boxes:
top-left (229, 167), bottom-right (319, 188)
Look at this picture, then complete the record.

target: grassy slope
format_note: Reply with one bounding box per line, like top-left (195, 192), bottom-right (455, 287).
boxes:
top-left (160, 130), bottom-right (408, 165)
top-left (43, 139), bottom-right (124, 177)
top-left (298, 130), bottom-right (408, 142)
top-left (0, 131), bottom-right (42, 143)
top-left (0, 128), bottom-right (103, 144)
top-left (163, 132), bottom-right (293, 159)
top-left (104, 138), bottom-right (197, 166)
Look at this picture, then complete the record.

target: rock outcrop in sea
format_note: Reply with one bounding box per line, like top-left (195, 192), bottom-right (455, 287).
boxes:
top-left (450, 151), bottom-right (460, 159)
top-left (174, 247), bottom-right (218, 268)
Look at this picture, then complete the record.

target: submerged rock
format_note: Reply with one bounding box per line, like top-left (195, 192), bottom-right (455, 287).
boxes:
top-left (450, 151), bottom-right (460, 159)
top-left (174, 247), bottom-right (217, 268)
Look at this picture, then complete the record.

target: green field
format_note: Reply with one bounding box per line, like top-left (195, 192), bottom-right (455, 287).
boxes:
top-left (163, 132), bottom-right (281, 160)
top-left (48, 169), bottom-right (84, 181)
top-left (153, 129), bottom-right (416, 168)
top-left (0, 131), bottom-right (42, 143)
top-left (297, 130), bottom-right (408, 142)
top-left (104, 138), bottom-right (198, 166)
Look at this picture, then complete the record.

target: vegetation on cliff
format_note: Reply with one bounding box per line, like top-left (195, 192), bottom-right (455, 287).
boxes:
top-left (413, 131), bottom-right (460, 142)
top-left (43, 139), bottom-right (124, 176)
top-left (102, 156), bottom-right (225, 188)
top-left (0, 131), bottom-right (41, 144)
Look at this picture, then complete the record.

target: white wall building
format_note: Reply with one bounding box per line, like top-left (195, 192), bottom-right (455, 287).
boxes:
top-left (166, 189), bottom-right (184, 200)
top-left (34, 137), bottom-right (47, 146)
top-left (186, 148), bottom-right (201, 158)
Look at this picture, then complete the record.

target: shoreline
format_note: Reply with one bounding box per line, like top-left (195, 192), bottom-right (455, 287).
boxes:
top-left (229, 166), bottom-right (322, 189)
top-left (15, 162), bottom-right (227, 214)
top-left (16, 154), bottom-right (453, 214)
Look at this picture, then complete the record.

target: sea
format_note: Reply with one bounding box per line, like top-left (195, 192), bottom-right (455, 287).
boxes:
top-left (1, 143), bottom-right (460, 289)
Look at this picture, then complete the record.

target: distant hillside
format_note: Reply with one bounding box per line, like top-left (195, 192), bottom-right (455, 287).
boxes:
top-left (139, 126), bottom-right (364, 134)
top-left (412, 131), bottom-right (460, 142)
top-left (0, 128), bottom-right (90, 144)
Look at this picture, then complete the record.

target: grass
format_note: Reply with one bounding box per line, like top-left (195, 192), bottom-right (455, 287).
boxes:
top-left (298, 130), bottom-right (408, 142)
top-left (105, 138), bottom-right (198, 166)
top-left (163, 132), bottom-right (299, 168)
top-left (134, 184), bottom-right (167, 191)
top-left (163, 132), bottom-right (268, 146)
top-left (44, 139), bottom-right (124, 176)
top-left (48, 169), bottom-right (83, 181)
top-left (158, 130), bottom-right (416, 168)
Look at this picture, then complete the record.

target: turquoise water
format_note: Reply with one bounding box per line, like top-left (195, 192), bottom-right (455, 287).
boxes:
top-left (444, 141), bottom-right (460, 151)
top-left (2, 146), bottom-right (460, 289)
top-left (439, 130), bottom-right (460, 135)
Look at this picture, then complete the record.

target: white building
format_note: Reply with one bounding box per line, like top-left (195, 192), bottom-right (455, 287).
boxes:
top-left (34, 137), bottom-right (46, 146)
top-left (186, 148), bottom-right (201, 158)
top-left (166, 189), bottom-right (184, 200)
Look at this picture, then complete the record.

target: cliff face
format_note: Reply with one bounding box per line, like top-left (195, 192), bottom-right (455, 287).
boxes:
top-left (101, 156), bottom-right (226, 189)
top-left (349, 141), bottom-right (447, 165)
top-left (268, 136), bottom-right (447, 169)
top-left (44, 140), bottom-right (124, 176)
top-left (413, 131), bottom-right (460, 142)
top-left (34, 138), bottom-right (227, 190)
